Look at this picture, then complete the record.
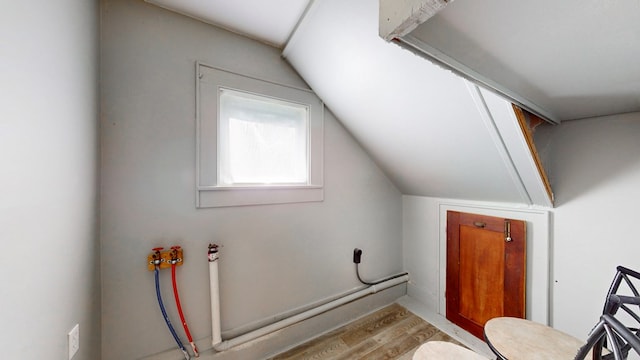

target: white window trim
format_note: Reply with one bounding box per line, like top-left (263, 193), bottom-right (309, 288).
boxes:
top-left (196, 62), bottom-right (324, 208)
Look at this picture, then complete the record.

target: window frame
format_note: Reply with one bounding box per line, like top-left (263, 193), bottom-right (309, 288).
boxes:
top-left (196, 62), bottom-right (324, 208)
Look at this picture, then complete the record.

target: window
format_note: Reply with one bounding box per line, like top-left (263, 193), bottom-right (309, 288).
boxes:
top-left (218, 89), bottom-right (309, 185)
top-left (196, 63), bottom-right (323, 208)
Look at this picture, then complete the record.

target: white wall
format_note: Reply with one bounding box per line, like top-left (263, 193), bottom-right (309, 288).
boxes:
top-left (0, 2), bottom-right (101, 360)
top-left (542, 112), bottom-right (640, 339)
top-left (100, 1), bottom-right (403, 359)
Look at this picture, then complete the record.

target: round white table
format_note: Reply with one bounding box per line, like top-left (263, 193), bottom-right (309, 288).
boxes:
top-left (484, 317), bottom-right (592, 360)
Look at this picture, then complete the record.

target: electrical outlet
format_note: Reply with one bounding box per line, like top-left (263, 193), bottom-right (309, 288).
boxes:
top-left (68, 324), bottom-right (79, 360)
top-left (353, 248), bottom-right (363, 263)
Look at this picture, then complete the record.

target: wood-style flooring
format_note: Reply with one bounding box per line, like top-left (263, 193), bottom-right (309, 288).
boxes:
top-left (268, 303), bottom-right (465, 360)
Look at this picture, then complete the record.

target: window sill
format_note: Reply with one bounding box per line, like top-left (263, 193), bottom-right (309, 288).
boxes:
top-left (196, 186), bottom-right (324, 208)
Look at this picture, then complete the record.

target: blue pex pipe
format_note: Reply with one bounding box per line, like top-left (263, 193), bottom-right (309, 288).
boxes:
top-left (154, 266), bottom-right (190, 359)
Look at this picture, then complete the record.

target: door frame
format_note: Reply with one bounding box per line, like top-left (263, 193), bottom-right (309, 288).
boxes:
top-left (438, 202), bottom-right (551, 325)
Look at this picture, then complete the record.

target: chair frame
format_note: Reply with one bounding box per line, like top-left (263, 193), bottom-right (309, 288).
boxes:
top-left (574, 266), bottom-right (640, 360)
top-left (575, 311), bottom-right (640, 360)
top-left (603, 266), bottom-right (640, 314)
top-left (601, 267), bottom-right (640, 359)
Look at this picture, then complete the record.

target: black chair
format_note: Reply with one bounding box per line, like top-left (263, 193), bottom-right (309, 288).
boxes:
top-left (574, 266), bottom-right (640, 360)
top-left (575, 296), bottom-right (640, 360)
top-left (603, 266), bottom-right (640, 315)
top-left (600, 267), bottom-right (640, 359)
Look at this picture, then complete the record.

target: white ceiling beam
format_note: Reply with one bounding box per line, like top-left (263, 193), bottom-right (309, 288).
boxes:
top-left (379, 0), bottom-right (451, 41)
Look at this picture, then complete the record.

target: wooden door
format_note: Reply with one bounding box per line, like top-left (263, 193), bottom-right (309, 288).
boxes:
top-left (446, 211), bottom-right (526, 339)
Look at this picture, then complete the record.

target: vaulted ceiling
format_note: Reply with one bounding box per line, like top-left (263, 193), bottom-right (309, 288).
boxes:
top-left (395, 0), bottom-right (640, 122)
top-left (142, 0), bottom-right (637, 207)
top-left (280, 0), bottom-right (550, 206)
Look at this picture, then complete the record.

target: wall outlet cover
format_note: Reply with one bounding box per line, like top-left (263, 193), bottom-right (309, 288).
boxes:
top-left (68, 324), bottom-right (79, 360)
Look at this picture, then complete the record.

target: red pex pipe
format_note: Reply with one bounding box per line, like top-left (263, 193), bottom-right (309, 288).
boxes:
top-left (171, 248), bottom-right (199, 357)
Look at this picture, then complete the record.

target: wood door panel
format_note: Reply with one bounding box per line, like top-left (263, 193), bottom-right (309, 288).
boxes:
top-left (446, 211), bottom-right (526, 339)
top-left (459, 225), bottom-right (505, 325)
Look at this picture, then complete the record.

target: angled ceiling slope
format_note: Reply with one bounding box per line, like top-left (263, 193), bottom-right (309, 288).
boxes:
top-left (284, 0), bottom-right (551, 206)
top-left (389, 0), bottom-right (640, 122)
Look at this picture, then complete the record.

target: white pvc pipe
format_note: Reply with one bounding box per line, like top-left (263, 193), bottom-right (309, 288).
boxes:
top-left (222, 285), bottom-right (366, 339)
top-left (208, 244), bottom-right (222, 346)
top-left (212, 274), bottom-right (409, 352)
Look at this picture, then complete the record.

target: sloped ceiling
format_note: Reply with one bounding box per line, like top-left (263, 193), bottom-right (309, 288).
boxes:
top-left (398, 0), bottom-right (640, 122)
top-left (144, 0), bottom-right (552, 205)
top-left (283, 0), bottom-right (534, 204)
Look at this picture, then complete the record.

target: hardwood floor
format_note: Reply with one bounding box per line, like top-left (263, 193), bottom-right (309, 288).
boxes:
top-left (269, 303), bottom-right (464, 360)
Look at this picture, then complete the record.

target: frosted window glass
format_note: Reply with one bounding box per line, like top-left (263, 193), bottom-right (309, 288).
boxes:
top-left (219, 89), bottom-right (309, 185)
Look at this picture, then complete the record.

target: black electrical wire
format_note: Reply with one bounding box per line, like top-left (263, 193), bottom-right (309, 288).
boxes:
top-left (355, 263), bottom-right (408, 286)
